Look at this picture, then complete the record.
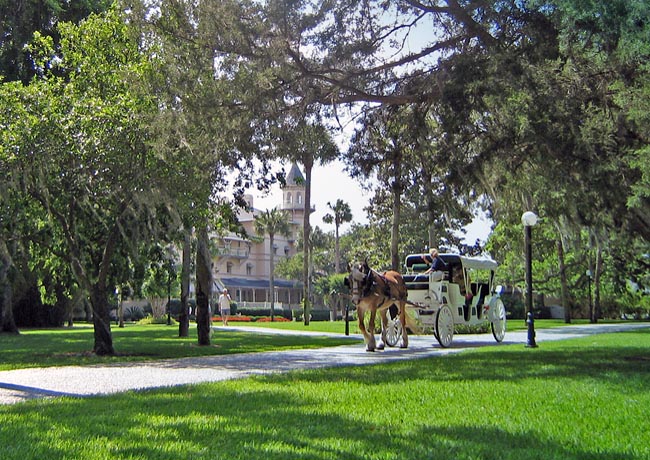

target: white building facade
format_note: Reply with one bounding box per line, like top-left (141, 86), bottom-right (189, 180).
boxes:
top-left (213, 163), bottom-right (307, 311)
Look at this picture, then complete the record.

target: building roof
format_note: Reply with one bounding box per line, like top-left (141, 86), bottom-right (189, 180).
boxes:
top-left (285, 162), bottom-right (305, 187)
top-left (219, 277), bottom-right (302, 289)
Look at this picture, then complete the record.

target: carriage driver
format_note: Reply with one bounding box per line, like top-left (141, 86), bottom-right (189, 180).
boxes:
top-left (422, 248), bottom-right (447, 273)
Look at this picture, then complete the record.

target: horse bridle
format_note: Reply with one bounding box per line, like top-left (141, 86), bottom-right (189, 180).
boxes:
top-left (348, 263), bottom-right (369, 305)
top-left (348, 263), bottom-right (379, 305)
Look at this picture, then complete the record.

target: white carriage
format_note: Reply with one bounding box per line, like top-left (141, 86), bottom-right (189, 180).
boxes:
top-left (384, 253), bottom-right (507, 348)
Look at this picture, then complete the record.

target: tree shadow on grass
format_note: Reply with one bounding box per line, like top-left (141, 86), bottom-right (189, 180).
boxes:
top-left (2, 385), bottom-right (641, 460)
top-left (262, 330), bottom-right (650, 393)
top-left (2, 331), bottom-right (648, 459)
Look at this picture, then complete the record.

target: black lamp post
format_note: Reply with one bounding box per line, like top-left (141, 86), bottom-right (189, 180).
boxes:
top-left (586, 269), bottom-right (593, 323)
top-left (522, 211), bottom-right (538, 348)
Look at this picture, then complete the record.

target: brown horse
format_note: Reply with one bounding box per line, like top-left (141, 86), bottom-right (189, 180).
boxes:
top-left (346, 261), bottom-right (409, 352)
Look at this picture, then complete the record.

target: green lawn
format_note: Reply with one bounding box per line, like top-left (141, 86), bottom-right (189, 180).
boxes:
top-left (235, 316), bottom-right (633, 333)
top-left (0, 323), bottom-right (359, 371)
top-left (2, 319), bottom-right (642, 371)
top-left (1, 330), bottom-right (648, 459)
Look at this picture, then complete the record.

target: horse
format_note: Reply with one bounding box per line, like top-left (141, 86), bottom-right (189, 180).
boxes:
top-left (346, 261), bottom-right (409, 352)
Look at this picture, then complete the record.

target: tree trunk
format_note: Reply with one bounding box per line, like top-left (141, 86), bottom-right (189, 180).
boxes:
top-left (588, 238), bottom-right (596, 324)
top-left (85, 299), bottom-right (92, 322)
top-left (89, 218), bottom-right (122, 355)
top-left (118, 286), bottom-right (124, 328)
top-left (269, 233), bottom-right (275, 321)
top-left (90, 283), bottom-right (114, 355)
top-left (390, 151), bottom-right (403, 271)
top-left (178, 229), bottom-right (191, 337)
top-left (0, 239), bottom-right (19, 334)
top-left (594, 242), bottom-right (603, 322)
top-left (556, 238), bottom-right (571, 323)
top-left (423, 169), bottom-right (435, 250)
top-left (427, 221), bottom-right (436, 251)
top-left (195, 225), bottom-right (212, 345)
top-left (303, 158), bottom-right (313, 325)
top-left (334, 223), bottom-right (341, 273)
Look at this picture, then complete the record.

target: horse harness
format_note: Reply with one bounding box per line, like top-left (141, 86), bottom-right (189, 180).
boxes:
top-left (348, 264), bottom-right (399, 308)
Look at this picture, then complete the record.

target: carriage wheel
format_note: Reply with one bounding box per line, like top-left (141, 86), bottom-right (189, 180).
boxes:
top-left (490, 298), bottom-right (507, 342)
top-left (384, 315), bottom-right (402, 347)
top-left (435, 305), bottom-right (454, 348)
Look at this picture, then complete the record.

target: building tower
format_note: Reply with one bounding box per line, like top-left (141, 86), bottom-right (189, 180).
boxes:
top-left (282, 162), bottom-right (307, 226)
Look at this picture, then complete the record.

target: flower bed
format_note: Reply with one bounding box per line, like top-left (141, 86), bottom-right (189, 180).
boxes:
top-left (255, 316), bottom-right (291, 322)
top-left (227, 315), bottom-right (255, 322)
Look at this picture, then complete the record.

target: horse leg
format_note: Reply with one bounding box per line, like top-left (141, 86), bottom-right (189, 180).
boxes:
top-left (398, 301), bottom-right (409, 348)
top-left (378, 307), bottom-right (389, 350)
top-left (366, 308), bottom-right (378, 351)
top-left (357, 306), bottom-right (375, 352)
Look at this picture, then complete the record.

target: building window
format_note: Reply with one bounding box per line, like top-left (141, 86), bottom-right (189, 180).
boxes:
top-left (284, 246), bottom-right (290, 256)
top-left (246, 263), bottom-right (253, 276)
top-left (226, 262), bottom-right (233, 274)
top-left (297, 192), bottom-right (303, 205)
top-left (273, 244), bottom-right (278, 255)
top-left (286, 192), bottom-right (292, 204)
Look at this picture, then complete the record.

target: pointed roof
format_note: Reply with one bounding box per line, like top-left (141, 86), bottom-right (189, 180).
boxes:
top-left (285, 162), bottom-right (305, 187)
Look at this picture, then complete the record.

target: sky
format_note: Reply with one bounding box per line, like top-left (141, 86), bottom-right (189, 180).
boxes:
top-left (250, 160), bottom-right (493, 246)
top-left (250, 159), bottom-right (369, 233)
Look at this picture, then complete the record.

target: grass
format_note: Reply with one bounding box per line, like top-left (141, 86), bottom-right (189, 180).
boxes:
top-left (0, 323), bottom-right (359, 371)
top-left (2, 319), bottom-right (642, 370)
top-left (235, 316), bottom-right (635, 333)
top-left (1, 329), bottom-right (648, 459)
top-left (229, 319), bottom-right (352, 334)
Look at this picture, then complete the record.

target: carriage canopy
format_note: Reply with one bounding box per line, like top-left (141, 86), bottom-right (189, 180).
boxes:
top-left (405, 253), bottom-right (498, 272)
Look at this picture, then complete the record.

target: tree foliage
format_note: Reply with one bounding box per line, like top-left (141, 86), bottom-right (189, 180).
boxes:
top-left (0, 0), bottom-right (112, 83)
top-left (3, 0), bottom-right (650, 331)
top-left (1, 8), bottom-right (177, 352)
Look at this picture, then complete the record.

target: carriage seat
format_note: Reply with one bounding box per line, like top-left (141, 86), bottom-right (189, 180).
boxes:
top-left (403, 273), bottom-right (428, 290)
top-left (409, 263), bottom-right (429, 273)
top-left (403, 270), bottom-right (446, 290)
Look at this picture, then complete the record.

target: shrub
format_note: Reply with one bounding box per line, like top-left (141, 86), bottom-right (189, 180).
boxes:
top-left (124, 305), bottom-right (146, 321)
top-left (138, 315), bottom-right (176, 325)
top-left (236, 307), bottom-right (292, 320)
top-left (310, 310), bottom-right (333, 321)
top-left (167, 299), bottom-right (197, 317)
top-left (292, 309), bottom-right (333, 322)
top-left (500, 292), bottom-right (525, 319)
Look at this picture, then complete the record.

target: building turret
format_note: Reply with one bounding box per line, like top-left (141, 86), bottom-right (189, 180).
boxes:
top-left (282, 162), bottom-right (306, 211)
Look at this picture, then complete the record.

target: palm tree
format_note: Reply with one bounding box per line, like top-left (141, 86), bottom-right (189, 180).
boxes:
top-left (279, 121), bottom-right (339, 325)
top-left (254, 208), bottom-right (291, 321)
top-left (323, 199), bottom-right (353, 273)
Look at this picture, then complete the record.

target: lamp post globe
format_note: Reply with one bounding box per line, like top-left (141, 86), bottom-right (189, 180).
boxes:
top-left (522, 211), bottom-right (538, 227)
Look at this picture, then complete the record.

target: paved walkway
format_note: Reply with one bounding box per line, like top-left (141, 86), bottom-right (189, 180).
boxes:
top-left (1, 322), bottom-right (648, 405)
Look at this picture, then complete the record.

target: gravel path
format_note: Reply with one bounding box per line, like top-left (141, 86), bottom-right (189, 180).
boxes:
top-left (1, 322), bottom-right (648, 406)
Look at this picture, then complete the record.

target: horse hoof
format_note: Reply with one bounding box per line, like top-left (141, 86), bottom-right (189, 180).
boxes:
top-left (377, 343), bottom-right (385, 350)
top-left (366, 347), bottom-right (375, 352)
